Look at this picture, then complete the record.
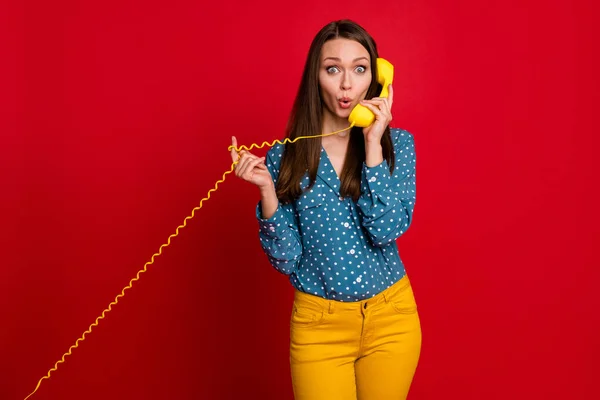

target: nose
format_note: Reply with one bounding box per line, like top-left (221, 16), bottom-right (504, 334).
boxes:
top-left (340, 71), bottom-right (352, 91)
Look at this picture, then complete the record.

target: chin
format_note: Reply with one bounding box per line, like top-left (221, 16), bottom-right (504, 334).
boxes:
top-left (324, 105), bottom-right (348, 121)
top-left (335, 108), bottom-right (351, 119)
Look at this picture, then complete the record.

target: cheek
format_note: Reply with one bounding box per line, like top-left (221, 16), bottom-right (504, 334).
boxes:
top-left (359, 77), bottom-right (372, 96)
top-left (319, 79), bottom-right (337, 99)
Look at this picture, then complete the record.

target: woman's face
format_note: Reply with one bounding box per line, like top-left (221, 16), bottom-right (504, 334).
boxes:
top-left (319, 38), bottom-right (372, 122)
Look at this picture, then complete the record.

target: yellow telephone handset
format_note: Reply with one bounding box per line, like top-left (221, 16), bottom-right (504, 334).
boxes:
top-left (348, 57), bottom-right (394, 128)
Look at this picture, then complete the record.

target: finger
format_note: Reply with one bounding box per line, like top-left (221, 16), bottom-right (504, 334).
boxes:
top-left (361, 99), bottom-right (385, 112)
top-left (236, 152), bottom-right (252, 176)
top-left (365, 97), bottom-right (389, 111)
top-left (235, 149), bottom-right (251, 170)
top-left (234, 152), bottom-right (246, 175)
top-left (238, 149), bottom-right (257, 160)
top-left (243, 157), bottom-right (266, 181)
top-left (360, 102), bottom-right (385, 120)
top-left (362, 98), bottom-right (391, 119)
top-left (253, 158), bottom-right (268, 170)
top-left (230, 136), bottom-right (238, 163)
top-left (242, 158), bottom-right (265, 182)
top-left (237, 153), bottom-right (259, 177)
top-left (388, 83), bottom-right (394, 109)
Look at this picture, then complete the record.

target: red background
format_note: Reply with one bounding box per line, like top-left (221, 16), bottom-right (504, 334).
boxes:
top-left (2, 0), bottom-right (599, 399)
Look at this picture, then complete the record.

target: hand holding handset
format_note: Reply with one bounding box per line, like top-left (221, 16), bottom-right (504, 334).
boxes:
top-left (348, 58), bottom-right (394, 128)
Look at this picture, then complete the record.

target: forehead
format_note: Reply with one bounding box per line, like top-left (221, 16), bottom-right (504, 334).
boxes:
top-left (320, 38), bottom-right (370, 62)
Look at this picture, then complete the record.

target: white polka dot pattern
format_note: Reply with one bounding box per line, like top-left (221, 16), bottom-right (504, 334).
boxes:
top-left (255, 128), bottom-right (416, 302)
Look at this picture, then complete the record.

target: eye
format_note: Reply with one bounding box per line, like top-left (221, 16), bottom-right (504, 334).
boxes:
top-left (355, 65), bottom-right (367, 73)
top-left (326, 66), bottom-right (339, 74)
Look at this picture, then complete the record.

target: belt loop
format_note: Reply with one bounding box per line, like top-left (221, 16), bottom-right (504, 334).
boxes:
top-left (328, 301), bottom-right (334, 314)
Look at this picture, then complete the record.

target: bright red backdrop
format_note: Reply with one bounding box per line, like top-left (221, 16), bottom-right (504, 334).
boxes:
top-left (2, 1), bottom-right (599, 399)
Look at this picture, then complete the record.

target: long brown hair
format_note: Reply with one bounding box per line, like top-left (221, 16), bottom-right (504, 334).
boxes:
top-left (276, 19), bottom-right (395, 204)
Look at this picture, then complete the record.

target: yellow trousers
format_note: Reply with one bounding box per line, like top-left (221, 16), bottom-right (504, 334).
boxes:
top-left (289, 275), bottom-right (421, 400)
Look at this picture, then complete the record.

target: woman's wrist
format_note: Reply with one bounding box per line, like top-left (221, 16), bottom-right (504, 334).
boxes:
top-left (259, 180), bottom-right (275, 195)
top-left (365, 141), bottom-right (383, 167)
top-left (259, 181), bottom-right (278, 220)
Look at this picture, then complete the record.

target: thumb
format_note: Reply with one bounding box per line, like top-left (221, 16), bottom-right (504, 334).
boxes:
top-left (257, 158), bottom-right (267, 170)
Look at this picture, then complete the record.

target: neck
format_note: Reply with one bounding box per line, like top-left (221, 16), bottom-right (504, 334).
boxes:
top-left (322, 110), bottom-right (352, 138)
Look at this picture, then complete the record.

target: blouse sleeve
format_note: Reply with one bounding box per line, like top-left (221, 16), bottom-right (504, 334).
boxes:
top-left (255, 147), bottom-right (303, 275)
top-left (356, 129), bottom-right (416, 247)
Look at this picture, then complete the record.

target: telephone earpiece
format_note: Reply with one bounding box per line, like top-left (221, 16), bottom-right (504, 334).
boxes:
top-left (348, 58), bottom-right (394, 128)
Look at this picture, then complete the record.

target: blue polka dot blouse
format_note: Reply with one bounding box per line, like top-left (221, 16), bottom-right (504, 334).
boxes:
top-left (255, 127), bottom-right (416, 302)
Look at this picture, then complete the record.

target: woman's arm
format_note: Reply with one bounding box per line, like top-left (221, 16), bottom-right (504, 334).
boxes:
top-left (231, 137), bottom-right (303, 275)
top-left (254, 147), bottom-right (303, 275)
top-left (357, 129), bottom-right (417, 247)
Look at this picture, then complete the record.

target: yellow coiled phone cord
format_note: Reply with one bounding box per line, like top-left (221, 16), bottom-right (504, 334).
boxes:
top-left (23, 123), bottom-right (354, 400)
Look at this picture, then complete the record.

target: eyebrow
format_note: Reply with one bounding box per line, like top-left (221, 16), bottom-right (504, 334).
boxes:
top-left (323, 56), bottom-right (369, 62)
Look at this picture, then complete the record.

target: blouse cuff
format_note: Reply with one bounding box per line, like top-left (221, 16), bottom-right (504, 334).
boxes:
top-left (362, 160), bottom-right (392, 195)
top-left (256, 201), bottom-right (286, 237)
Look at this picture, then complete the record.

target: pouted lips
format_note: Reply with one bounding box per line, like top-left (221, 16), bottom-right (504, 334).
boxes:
top-left (338, 97), bottom-right (353, 109)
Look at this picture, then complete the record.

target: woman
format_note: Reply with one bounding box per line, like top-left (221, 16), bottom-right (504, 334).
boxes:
top-left (230, 19), bottom-right (421, 400)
